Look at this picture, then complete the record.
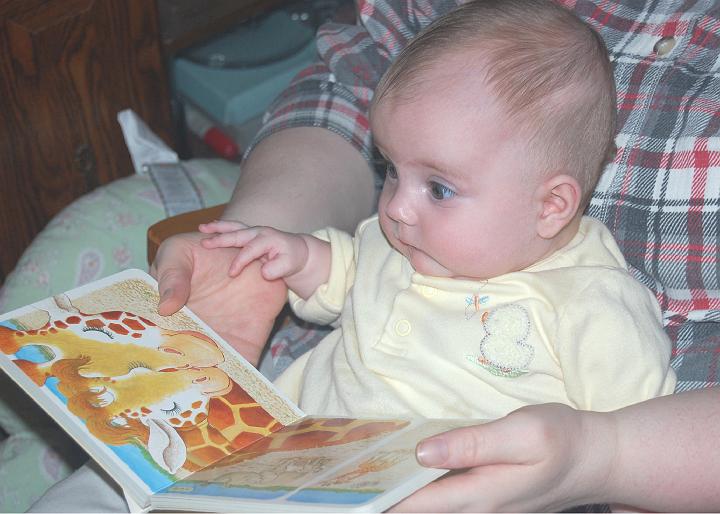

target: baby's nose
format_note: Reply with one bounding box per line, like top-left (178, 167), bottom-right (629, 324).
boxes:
top-left (386, 192), bottom-right (417, 225)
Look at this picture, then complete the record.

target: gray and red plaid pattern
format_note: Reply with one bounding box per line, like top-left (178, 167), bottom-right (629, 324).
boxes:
top-left (254, 0), bottom-right (720, 390)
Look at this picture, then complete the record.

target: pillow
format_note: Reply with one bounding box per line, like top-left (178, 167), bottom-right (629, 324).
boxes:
top-left (0, 159), bottom-right (239, 313)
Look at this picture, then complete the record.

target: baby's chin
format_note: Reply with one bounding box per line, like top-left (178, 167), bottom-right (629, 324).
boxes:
top-left (405, 247), bottom-right (492, 280)
top-left (404, 246), bottom-right (454, 278)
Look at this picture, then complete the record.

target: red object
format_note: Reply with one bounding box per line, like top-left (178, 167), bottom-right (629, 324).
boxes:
top-left (203, 127), bottom-right (239, 159)
top-left (185, 104), bottom-right (240, 159)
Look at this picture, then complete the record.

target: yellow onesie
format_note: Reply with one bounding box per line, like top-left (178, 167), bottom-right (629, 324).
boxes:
top-left (274, 215), bottom-right (676, 419)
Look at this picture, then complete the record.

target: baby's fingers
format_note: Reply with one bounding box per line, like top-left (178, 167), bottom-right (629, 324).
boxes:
top-left (260, 255), bottom-right (299, 281)
top-left (200, 229), bottom-right (258, 250)
top-left (198, 220), bottom-right (247, 234)
top-left (228, 241), bottom-right (276, 277)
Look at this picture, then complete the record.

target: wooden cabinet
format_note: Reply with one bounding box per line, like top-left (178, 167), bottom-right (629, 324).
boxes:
top-left (0, 0), bottom-right (174, 282)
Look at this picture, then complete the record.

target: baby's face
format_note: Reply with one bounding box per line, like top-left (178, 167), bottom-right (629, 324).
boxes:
top-left (372, 68), bottom-right (547, 280)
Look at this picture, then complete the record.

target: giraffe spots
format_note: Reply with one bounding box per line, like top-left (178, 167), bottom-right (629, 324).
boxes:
top-left (345, 421), bottom-right (409, 441)
top-left (181, 425), bottom-right (212, 447)
top-left (123, 318), bottom-right (146, 331)
top-left (140, 406), bottom-right (152, 415)
top-left (192, 401), bottom-right (203, 410)
top-left (236, 404), bottom-right (277, 428)
top-left (101, 311), bottom-right (123, 320)
top-left (53, 321), bottom-right (68, 329)
top-left (86, 319), bottom-right (105, 329)
top-left (66, 316), bottom-right (81, 324)
top-left (284, 430), bottom-right (338, 448)
top-left (108, 323), bottom-right (129, 335)
top-left (194, 412), bottom-right (207, 424)
top-left (208, 389), bottom-right (276, 430)
top-left (181, 410), bottom-right (193, 418)
top-left (131, 333), bottom-right (142, 339)
top-left (139, 317), bottom-right (156, 327)
top-left (206, 400), bottom-right (236, 428)
top-left (184, 428), bottom-right (236, 469)
top-left (231, 430), bottom-right (268, 450)
top-left (49, 327), bottom-right (58, 333)
top-left (320, 418), bottom-right (355, 427)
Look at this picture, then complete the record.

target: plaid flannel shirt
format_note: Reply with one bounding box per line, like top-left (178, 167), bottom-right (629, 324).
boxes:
top-left (254, 0), bottom-right (720, 391)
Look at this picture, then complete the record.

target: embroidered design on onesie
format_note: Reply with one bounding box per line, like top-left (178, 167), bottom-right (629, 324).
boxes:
top-left (465, 304), bottom-right (534, 378)
top-left (464, 281), bottom-right (490, 320)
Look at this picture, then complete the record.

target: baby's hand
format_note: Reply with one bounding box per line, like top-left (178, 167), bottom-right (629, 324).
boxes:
top-left (199, 221), bottom-right (309, 281)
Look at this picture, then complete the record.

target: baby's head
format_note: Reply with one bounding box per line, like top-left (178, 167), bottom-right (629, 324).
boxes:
top-left (371, 0), bottom-right (616, 280)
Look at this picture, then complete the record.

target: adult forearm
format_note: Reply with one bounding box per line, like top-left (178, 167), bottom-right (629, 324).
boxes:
top-left (598, 387), bottom-right (720, 511)
top-left (223, 127), bottom-right (376, 233)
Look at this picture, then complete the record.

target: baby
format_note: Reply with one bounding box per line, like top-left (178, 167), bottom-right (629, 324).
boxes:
top-left (200, 0), bottom-right (676, 419)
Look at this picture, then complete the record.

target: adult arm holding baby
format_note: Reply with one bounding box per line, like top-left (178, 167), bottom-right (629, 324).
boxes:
top-left (150, 127), bottom-right (375, 366)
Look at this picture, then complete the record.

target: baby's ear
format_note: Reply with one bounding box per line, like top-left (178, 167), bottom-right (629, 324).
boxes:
top-left (535, 174), bottom-right (582, 239)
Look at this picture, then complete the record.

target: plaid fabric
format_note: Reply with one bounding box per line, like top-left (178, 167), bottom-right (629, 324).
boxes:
top-left (255, 0), bottom-right (720, 391)
top-left (268, 308), bottom-right (332, 379)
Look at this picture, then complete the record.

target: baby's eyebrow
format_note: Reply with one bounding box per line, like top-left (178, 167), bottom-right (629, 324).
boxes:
top-left (417, 158), bottom-right (465, 182)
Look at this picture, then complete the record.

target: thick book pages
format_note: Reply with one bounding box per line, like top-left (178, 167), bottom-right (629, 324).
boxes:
top-left (0, 269), bottom-right (479, 512)
top-left (150, 416), bottom-right (473, 512)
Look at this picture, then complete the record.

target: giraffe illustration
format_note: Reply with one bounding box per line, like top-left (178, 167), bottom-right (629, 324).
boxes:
top-left (51, 355), bottom-right (233, 473)
top-left (0, 295), bottom-right (225, 386)
top-left (212, 456), bottom-right (334, 487)
top-left (182, 417), bottom-right (410, 477)
top-left (0, 295), bottom-right (237, 474)
top-left (319, 449), bottom-right (409, 486)
top-left (0, 293), bottom-right (409, 478)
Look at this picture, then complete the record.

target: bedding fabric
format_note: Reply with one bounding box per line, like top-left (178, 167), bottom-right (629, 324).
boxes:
top-left (0, 159), bottom-right (240, 511)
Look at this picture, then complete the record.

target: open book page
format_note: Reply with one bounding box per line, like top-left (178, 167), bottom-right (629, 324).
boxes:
top-left (153, 417), bottom-right (482, 512)
top-left (0, 269), bottom-right (304, 508)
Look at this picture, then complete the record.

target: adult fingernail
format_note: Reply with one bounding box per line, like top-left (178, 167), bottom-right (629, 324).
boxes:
top-left (160, 288), bottom-right (173, 300)
top-left (416, 437), bottom-right (448, 466)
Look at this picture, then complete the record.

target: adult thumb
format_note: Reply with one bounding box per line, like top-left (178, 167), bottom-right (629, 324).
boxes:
top-left (415, 417), bottom-right (531, 469)
top-left (415, 426), bottom-right (483, 469)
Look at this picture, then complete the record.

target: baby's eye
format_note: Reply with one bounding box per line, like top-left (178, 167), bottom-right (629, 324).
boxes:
top-left (385, 162), bottom-right (398, 179)
top-left (429, 181), bottom-right (456, 200)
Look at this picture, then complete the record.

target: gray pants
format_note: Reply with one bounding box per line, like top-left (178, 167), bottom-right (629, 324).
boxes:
top-left (28, 460), bottom-right (128, 513)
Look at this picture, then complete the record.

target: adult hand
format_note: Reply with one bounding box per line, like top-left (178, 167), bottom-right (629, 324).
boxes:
top-left (392, 403), bottom-right (616, 512)
top-left (149, 231), bottom-right (288, 366)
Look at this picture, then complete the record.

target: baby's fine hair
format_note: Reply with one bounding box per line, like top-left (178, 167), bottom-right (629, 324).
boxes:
top-left (373, 0), bottom-right (617, 205)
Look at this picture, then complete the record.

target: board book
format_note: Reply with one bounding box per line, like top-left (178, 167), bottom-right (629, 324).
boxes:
top-left (0, 269), bottom-right (477, 512)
